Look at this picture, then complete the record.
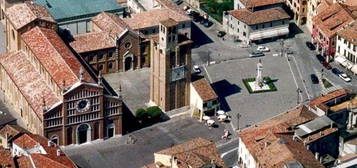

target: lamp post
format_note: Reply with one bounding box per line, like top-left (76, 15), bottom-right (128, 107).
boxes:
top-left (236, 113), bottom-right (241, 130)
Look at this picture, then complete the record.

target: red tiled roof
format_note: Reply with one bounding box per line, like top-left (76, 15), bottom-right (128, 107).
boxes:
top-left (0, 124), bottom-right (28, 140)
top-left (14, 133), bottom-right (76, 168)
top-left (192, 78), bottom-right (218, 102)
top-left (0, 51), bottom-right (60, 120)
top-left (21, 26), bottom-right (93, 89)
top-left (123, 8), bottom-right (190, 30)
top-left (155, 0), bottom-right (187, 16)
top-left (337, 20), bottom-right (357, 45)
top-left (5, 1), bottom-right (55, 30)
top-left (228, 7), bottom-right (290, 25)
top-left (313, 3), bottom-right (356, 38)
top-left (239, 0), bottom-right (283, 8)
top-left (239, 106), bottom-right (323, 168)
top-left (92, 12), bottom-right (130, 36)
top-left (70, 31), bottom-right (116, 53)
top-left (309, 89), bottom-right (351, 110)
top-left (0, 147), bottom-right (15, 168)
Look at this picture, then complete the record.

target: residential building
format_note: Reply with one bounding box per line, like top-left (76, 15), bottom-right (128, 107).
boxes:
top-left (33, 0), bottom-right (125, 35)
top-left (233, 0), bottom-right (284, 10)
top-left (143, 137), bottom-right (227, 168)
top-left (150, 19), bottom-right (192, 112)
top-left (223, 7), bottom-right (290, 43)
top-left (0, 124), bottom-right (28, 149)
top-left (0, 0), bottom-right (29, 25)
top-left (284, 0), bottom-right (308, 25)
top-left (335, 20), bottom-right (357, 75)
top-left (0, 146), bottom-right (15, 168)
top-left (312, 2), bottom-right (357, 61)
top-left (238, 105), bottom-right (325, 168)
top-left (306, 0), bottom-right (333, 33)
top-left (190, 78), bottom-right (219, 119)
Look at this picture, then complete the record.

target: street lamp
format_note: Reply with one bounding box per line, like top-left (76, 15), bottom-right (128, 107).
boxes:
top-left (296, 88), bottom-right (301, 104)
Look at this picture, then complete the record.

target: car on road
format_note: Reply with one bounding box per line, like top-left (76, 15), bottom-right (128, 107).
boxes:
top-left (332, 68), bottom-right (342, 75)
top-left (193, 65), bottom-right (201, 74)
top-left (310, 74), bottom-right (319, 84)
top-left (322, 61), bottom-right (332, 70)
top-left (316, 54), bottom-right (325, 63)
top-left (203, 20), bottom-right (212, 28)
top-left (193, 15), bottom-right (203, 22)
top-left (338, 73), bottom-right (351, 82)
top-left (249, 52), bottom-right (265, 57)
top-left (306, 42), bottom-right (316, 50)
top-left (217, 31), bottom-right (226, 37)
top-left (257, 46), bottom-right (270, 52)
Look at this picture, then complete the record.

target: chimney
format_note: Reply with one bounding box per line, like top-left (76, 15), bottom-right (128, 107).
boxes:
top-left (79, 67), bottom-right (84, 82)
top-left (56, 149), bottom-right (61, 156)
top-left (47, 141), bottom-right (52, 147)
top-left (315, 152), bottom-right (319, 160)
top-left (306, 145), bottom-right (310, 150)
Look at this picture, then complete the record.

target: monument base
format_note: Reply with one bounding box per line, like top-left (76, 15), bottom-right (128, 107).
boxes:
top-left (248, 82), bottom-right (270, 92)
top-left (242, 77), bottom-right (277, 94)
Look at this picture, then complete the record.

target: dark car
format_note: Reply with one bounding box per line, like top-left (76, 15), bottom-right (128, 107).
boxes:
top-left (332, 68), bottom-right (341, 75)
top-left (316, 54), bottom-right (325, 63)
top-left (249, 52), bottom-right (265, 57)
top-left (310, 74), bottom-right (319, 84)
top-left (217, 31), bottom-right (226, 37)
top-left (193, 15), bottom-right (203, 22)
top-left (322, 61), bottom-right (332, 70)
top-left (306, 42), bottom-right (316, 50)
top-left (203, 20), bottom-right (212, 27)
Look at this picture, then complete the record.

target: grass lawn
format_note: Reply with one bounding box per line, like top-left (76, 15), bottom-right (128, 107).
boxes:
top-left (200, 0), bottom-right (233, 23)
top-left (321, 78), bottom-right (333, 88)
top-left (242, 77), bottom-right (278, 94)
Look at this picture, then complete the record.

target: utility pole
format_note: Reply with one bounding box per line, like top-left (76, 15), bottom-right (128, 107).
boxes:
top-left (297, 88), bottom-right (301, 104)
top-left (280, 39), bottom-right (284, 57)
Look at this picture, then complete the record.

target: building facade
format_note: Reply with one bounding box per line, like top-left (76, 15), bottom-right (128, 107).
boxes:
top-left (223, 7), bottom-right (290, 43)
top-left (284, 0), bottom-right (308, 25)
top-left (150, 19), bottom-right (192, 112)
top-left (190, 78), bottom-right (219, 118)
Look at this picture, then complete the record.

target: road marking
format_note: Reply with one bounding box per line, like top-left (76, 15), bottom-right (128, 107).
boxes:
top-left (220, 147), bottom-right (238, 158)
top-left (285, 55), bottom-right (303, 101)
top-left (203, 65), bottom-right (213, 83)
top-left (291, 56), bottom-right (311, 100)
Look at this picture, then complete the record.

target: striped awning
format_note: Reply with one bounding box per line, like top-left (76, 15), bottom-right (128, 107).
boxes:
top-left (249, 26), bottom-right (289, 41)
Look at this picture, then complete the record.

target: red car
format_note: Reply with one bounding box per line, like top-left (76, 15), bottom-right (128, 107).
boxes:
top-left (322, 61), bottom-right (332, 70)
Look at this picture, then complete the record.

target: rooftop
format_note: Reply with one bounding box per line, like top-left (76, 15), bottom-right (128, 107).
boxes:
top-left (70, 31), bottom-right (116, 53)
top-left (92, 12), bottom-right (131, 36)
top-left (295, 115), bottom-right (334, 137)
top-left (0, 147), bottom-right (14, 167)
top-left (191, 78), bottom-right (218, 102)
top-left (239, 0), bottom-right (283, 8)
top-left (309, 89), bottom-right (351, 110)
top-left (34, 0), bottom-right (123, 22)
top-left (123, 8), bottom-right (190, 30)
top-left (0, 124), bottom-right (29, 139)
top-left (5, 1), bottom-right (55, 30)
top-left (228, 7), bottom-right (290, 25)
top-left (337, 20), bottom-right (357, 46)
top-left (0, 51), bottom-right (60, 120)
top-left (313, 3), bottom-right (356, 38)
top-left (239, 106), bottom-right (324, 168)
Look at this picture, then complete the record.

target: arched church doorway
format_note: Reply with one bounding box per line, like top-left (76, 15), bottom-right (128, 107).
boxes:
top-left (77, 124), bottom-right (91, 144)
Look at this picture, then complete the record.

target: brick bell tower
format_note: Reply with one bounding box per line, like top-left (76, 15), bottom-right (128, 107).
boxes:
top-left (150, 18), bottom-right (191, 112)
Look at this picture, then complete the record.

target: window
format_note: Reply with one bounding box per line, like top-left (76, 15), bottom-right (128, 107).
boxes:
top-left (152, 29), bottom-right (156, 34)
top-left (99, 64), bottom-right (103, 71)
top-left (243, 32), bottom-right (246, 37)
top-left (12, 30), bottom-right (15, 40)
top-left (98, 54), bottom-right (103, 60)
top-left (182, 24), bottom-right (185, 28)
top-left (108, 62), bottom-right (113, 69)
top-left (203, 102), bottom-right (207, 108)
top-left (125, 42), bottom-right (132, 49)
top-left (88, 55), bottom-right (94, 62)
top-left (51, 135), bottom-right (59, 145)
top-left (108, 52), bottom-right (113, 59)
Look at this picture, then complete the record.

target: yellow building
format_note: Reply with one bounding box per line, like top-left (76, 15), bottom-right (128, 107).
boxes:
top-left (285, 0), bottom-right (308, 25)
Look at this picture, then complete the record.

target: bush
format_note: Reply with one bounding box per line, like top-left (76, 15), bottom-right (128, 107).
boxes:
top-left (135, 108), bottom-right (146, 118)
top-left (146, 106), bottom-right (162, 119)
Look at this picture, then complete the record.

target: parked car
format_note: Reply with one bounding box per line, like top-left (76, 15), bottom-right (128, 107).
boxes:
top-left (193, 65), bottom-right (201, 74)
top-left (332, 68), bottom-right (342, 75)
top-left (257, 46), bottom-right (270, 52)
top-left (306, 42), bottom-right (316, 50)
top-left (203, 20), bottom-right (212, 28)
top-left (310, 74), bottom-right (319, 84)
top-left (193, 15), bottom-right (203, 22)
top-left (316, 54), bottom-right (325, 63)
top-left (322, 61), bottom-right (332, 70)
top-left (338, 73), bottom-right (351, 82)
top-left (249, 52), bottom-right (265, 57)
top-left (217, 31), bottom-right (226, 37)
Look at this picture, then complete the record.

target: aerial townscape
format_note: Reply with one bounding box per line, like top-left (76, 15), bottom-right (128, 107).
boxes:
top-left (0, 0), bottom-right (357, 167)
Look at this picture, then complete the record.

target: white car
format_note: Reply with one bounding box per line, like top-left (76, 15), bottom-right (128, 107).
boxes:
top-left (193, 65), bottom-right (201, 73)
top-left (257, 46), bottom-right (270, 52)
top-left (338, 73), bottom-right (351, 82)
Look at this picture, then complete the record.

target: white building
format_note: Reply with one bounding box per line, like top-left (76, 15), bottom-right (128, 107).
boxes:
top-left (223, 7), bottom-right (290, 43)
top-left (335, 21), bottom-right (357, 75)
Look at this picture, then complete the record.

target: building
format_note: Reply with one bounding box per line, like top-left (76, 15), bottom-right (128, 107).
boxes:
top-left (311, 2), bottom-right (357, 61)
top-left (233, 0), bottom-right (284, 10)
top-left (0, 0), bottom-right (29, 26)
top-left (143, 137), bottom-right (227, 168)
top-left (150, 19), bottom-right (192, 112)
top-left (190, 78), bottom-right (219, 119)
top-left (0, 146), bottom-right (15, 168)
top-left (0, 124), bottom-right (28, 149)
top-left (238, 105), bottom-right (325, 168)
top-left (335, 20), bottom-right (357, 75)
top-left (306, 0), bottom-right (333, 33)
top-left (33, 0), bottom-right (125, 35)
top-left (284, 0), bottom-right (308, 25)
top-left (223, 7), bottom-right (290, 43)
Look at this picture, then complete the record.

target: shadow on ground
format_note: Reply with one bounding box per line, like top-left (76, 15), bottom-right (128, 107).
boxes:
top-left (211, 79), bottom-right (241, 112)
top-left (191, 23), bottom-right (214, 48)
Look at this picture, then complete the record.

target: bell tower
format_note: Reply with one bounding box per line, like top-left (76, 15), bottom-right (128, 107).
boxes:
top-left (150, 18), bottom-right (191, 111)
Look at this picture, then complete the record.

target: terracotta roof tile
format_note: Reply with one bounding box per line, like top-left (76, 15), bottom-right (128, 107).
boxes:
top-left (302, 127), bottom-right (338, 144)
top-left (5, 1), bottom-right (55, 30)
top-left (155, 0), bottom-right (187, 16)
top-left (92, 12), bottom-right (130, 36)
top-left (337, 20), bottom-right (357, 45)
top-left (21, 26), bottom-right (93, 89)
top-left (239, 106), bottom-right (323, 168)
top-left (239, 0), bottom-right (283, 8)
top-left (0, 51), bottom-right (60, 120)
top-left (309, 89), bottom-right (351, 110)
top-left (0, 147), bottom-right (14, 167)
top-left (192, 78), bottom-right (218, 102)
top-left (0, 124), bottom-right (29, 139)
top-left (124, 8), bottom-right (190, 30)
top-left (70, 31), bottom-right (116, 53)
top-left (313, 3), bottom-right (356, 38)
top-left (14, 133), bottom-right (76, 168)
top-left (228, 7), bottom-right (290, 25)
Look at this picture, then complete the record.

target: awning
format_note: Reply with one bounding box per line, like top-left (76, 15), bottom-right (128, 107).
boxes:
top-left (335, 56), bottom-right (347, 64)
top-left (249, 26), bottom-right (289, 41)
top-left (351, 65), bottom-right (357, 74)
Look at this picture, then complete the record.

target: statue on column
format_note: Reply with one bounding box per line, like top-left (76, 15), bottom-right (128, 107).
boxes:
top-left (255, 59), bottom-right (263, 90)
